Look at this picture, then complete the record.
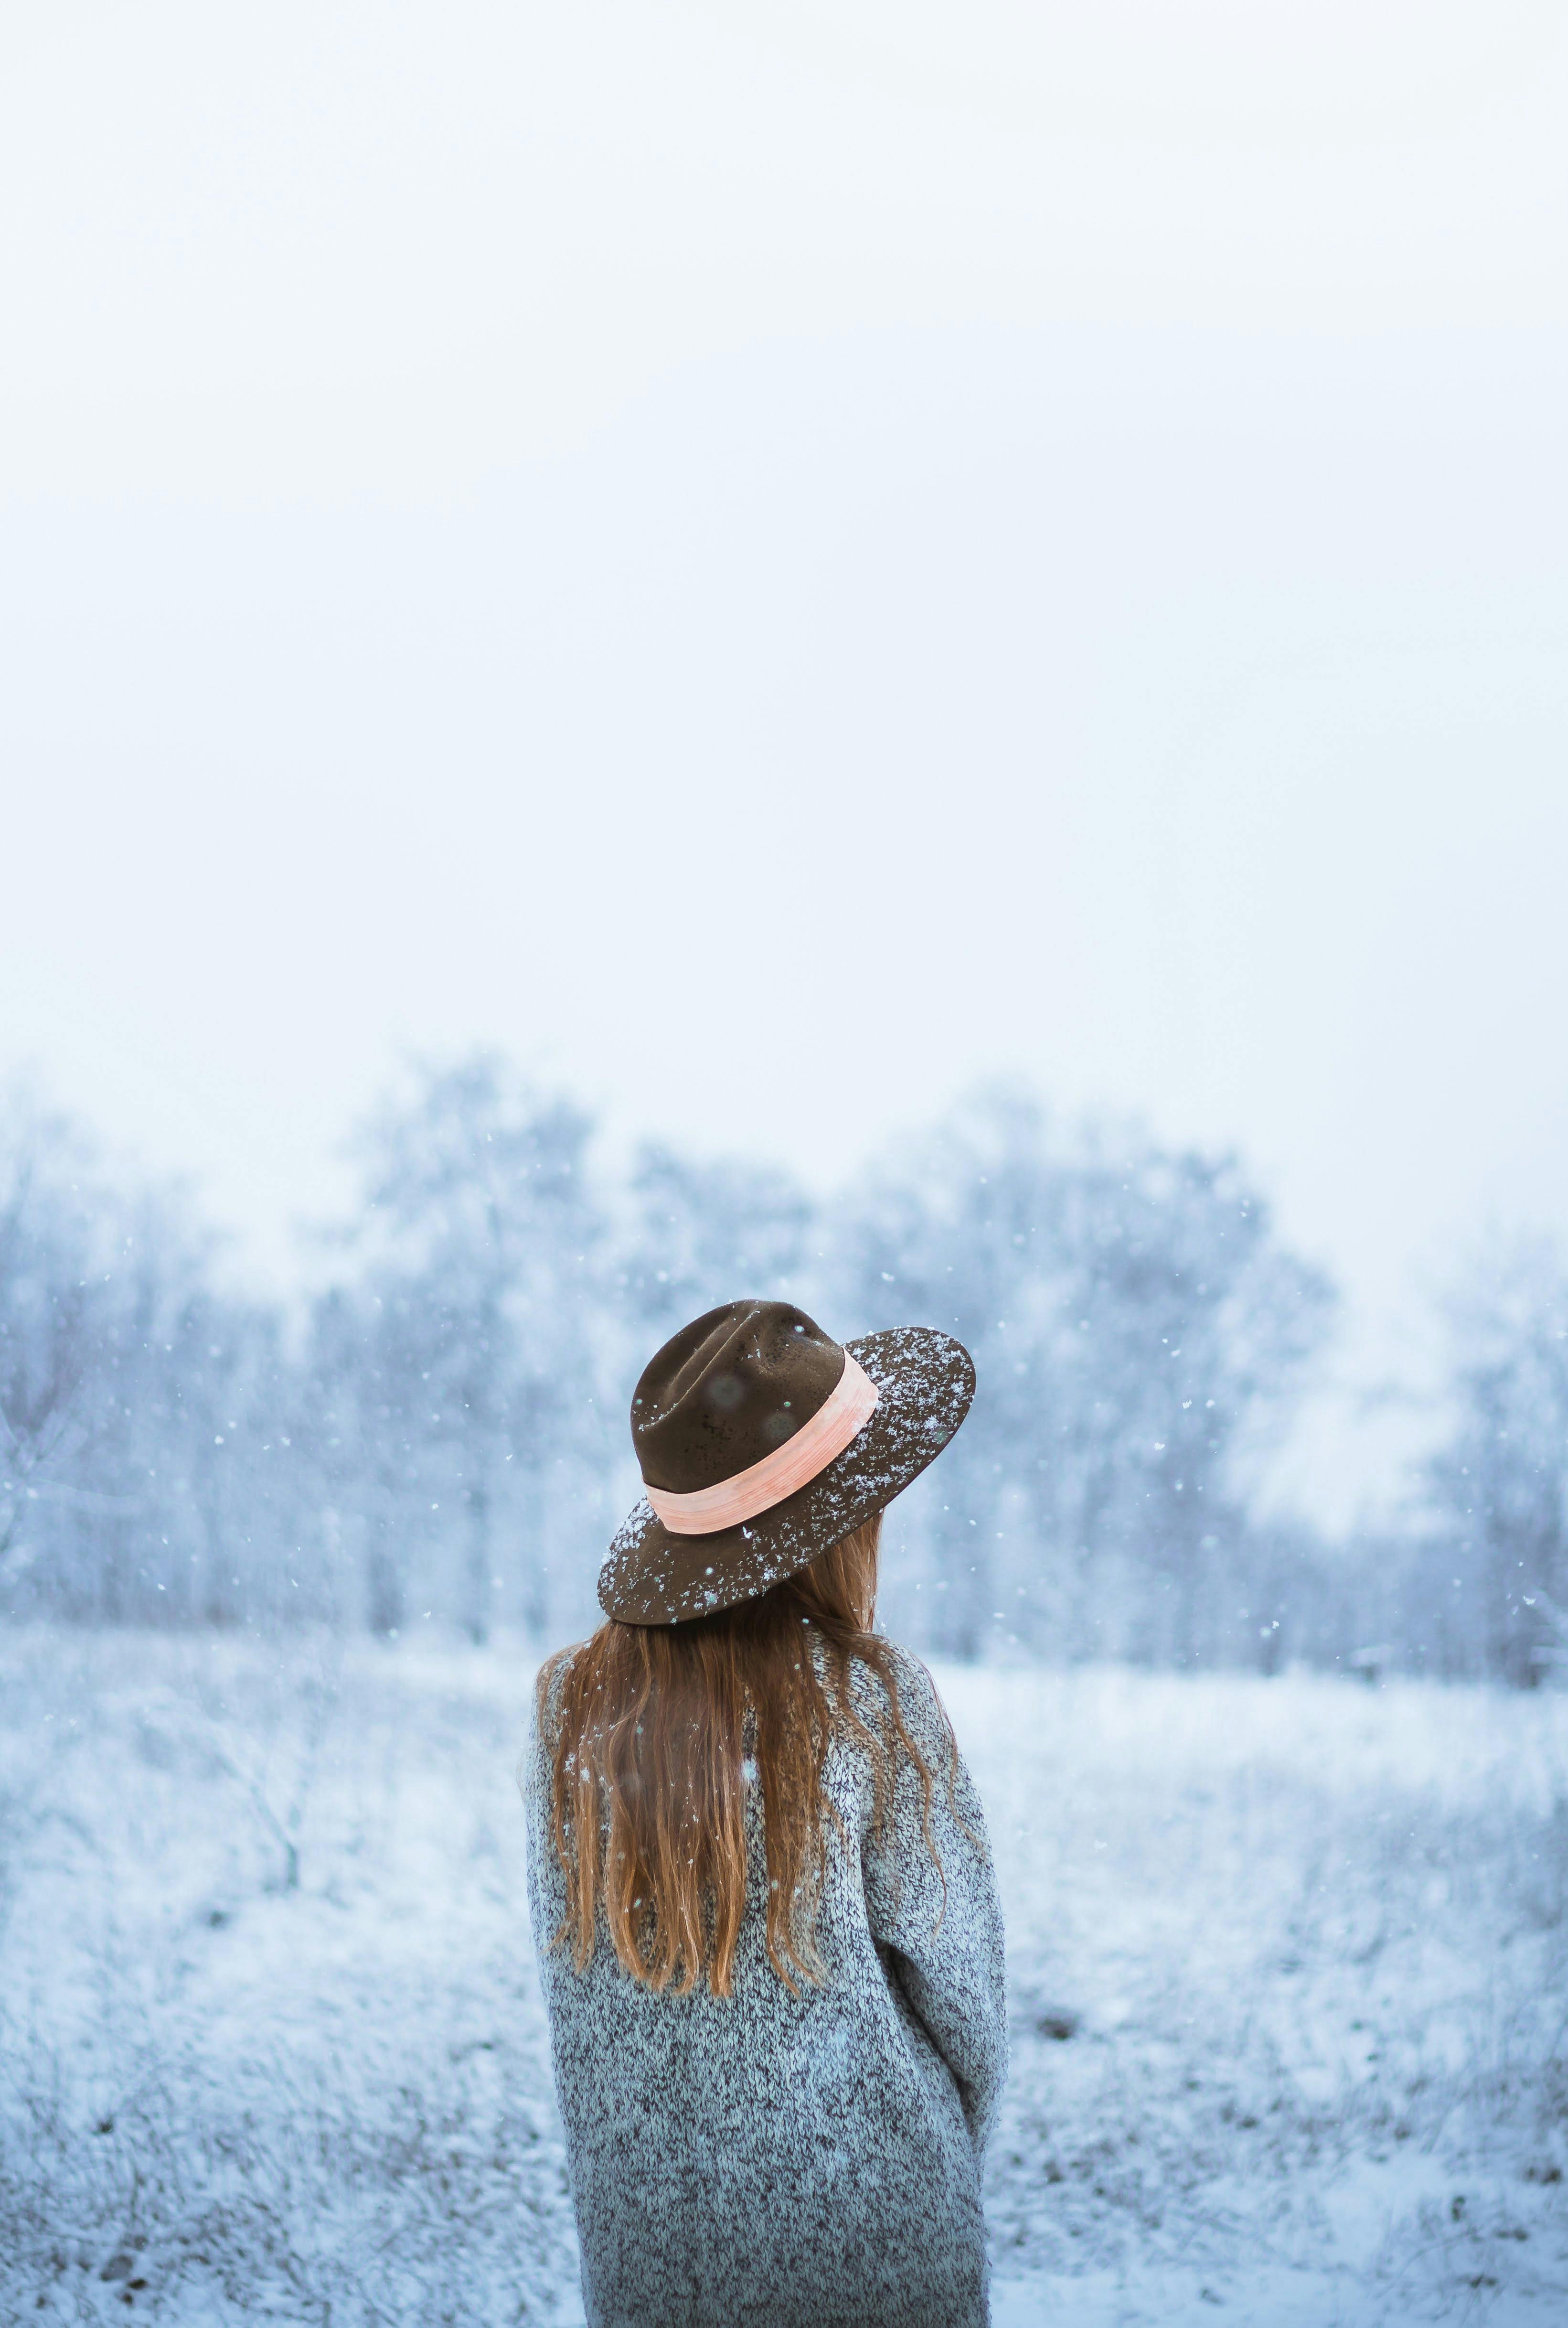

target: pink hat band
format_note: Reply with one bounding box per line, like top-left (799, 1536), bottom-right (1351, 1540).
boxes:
top-left (643, 1352), bottom-right (880, 1537)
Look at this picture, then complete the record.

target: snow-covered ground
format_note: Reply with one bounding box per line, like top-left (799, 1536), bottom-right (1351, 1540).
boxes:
top-left (1, 1627), bottom-right (1564, 2325)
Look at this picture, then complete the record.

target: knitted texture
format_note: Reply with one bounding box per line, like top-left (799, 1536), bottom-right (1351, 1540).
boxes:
top-left (523, 1645), bottom-right (1008, 2328)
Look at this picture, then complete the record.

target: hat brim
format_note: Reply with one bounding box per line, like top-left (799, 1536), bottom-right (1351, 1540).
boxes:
top-left (597, 1326), bottom-right (976, 1626)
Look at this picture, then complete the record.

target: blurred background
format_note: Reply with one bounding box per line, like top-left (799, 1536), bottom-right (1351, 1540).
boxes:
top-left (3, 0), bottom-right (1565, 1675)
top-left (3, 11), bottom-right (1568, 2318)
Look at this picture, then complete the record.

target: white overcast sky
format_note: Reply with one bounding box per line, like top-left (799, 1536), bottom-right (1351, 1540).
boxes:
top-left (3, 1), bottom-right (1567, 1523)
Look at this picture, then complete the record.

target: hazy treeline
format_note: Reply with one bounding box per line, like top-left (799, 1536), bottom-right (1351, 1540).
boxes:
top-left (1, 1061), bottom-right (1563, 1682)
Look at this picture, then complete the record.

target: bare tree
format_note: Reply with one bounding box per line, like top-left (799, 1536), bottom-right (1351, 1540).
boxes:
top-left (1427, 1235), bottom-right (1568, 1686)
top-left (620, 1144), bottom-right (819, 1341)
top-left (0, 1115), bottom-right (94, 1566)
top-left (834, 1088), bottom-right (1335, 1663)
top-left (334, 1056), bottom-right (610, 1645)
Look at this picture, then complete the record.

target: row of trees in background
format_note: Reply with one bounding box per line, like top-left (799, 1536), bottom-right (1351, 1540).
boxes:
top-left (1, 1060), bottom-right (1564, 1683)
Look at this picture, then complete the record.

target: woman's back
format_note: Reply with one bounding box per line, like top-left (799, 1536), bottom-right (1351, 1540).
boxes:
top-left (523, 1298), bottom-right (1003, 2326)
top-left (524, 1641), bottom-right (1007, 2328)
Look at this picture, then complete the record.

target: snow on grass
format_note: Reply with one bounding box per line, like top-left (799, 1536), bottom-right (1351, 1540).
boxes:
top-left (954, 1664), bottom-right (1568, 2322)
top-left (1, 1628), bottom-right (1564, 2325)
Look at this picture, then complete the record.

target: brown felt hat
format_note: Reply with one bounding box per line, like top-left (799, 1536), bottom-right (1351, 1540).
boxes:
top-left (598, 1299), bottom-right (976, 1626)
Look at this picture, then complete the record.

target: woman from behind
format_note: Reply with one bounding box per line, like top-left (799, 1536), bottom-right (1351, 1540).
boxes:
top-left (524, 1299), bottom-right (1007, 2328)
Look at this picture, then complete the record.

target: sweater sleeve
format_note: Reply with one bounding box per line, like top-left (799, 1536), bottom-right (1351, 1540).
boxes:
top-left (855, 1651), bottom-right (1008, 2157)
top-left (522, 1659), bottom-right (570, 1978)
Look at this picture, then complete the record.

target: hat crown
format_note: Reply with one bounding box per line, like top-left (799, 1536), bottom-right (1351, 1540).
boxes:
top-left (631, 1300), bottom-right (845, 1496)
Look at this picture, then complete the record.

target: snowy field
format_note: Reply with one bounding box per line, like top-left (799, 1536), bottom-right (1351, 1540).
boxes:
top-left (1, 1628), bottom-right (1565, 2328)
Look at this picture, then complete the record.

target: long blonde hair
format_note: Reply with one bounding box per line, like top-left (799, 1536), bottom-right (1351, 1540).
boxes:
top-left (536, 1514), bottom-right (954, 1997)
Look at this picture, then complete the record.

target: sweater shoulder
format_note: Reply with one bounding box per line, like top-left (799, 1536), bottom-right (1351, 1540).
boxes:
top-left (523, 1642), bottom-right (579, 1809)
top-left (845, 1638), bottom-right (951, 1749)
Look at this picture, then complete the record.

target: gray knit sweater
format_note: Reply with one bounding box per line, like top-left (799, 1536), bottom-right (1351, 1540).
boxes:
top-left (523, 1645), bottom-right (1007, 2328)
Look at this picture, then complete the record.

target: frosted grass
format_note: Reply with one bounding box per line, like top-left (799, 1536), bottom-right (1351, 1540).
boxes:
top-left (1, 1630), bottom-right (1564, 2323)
